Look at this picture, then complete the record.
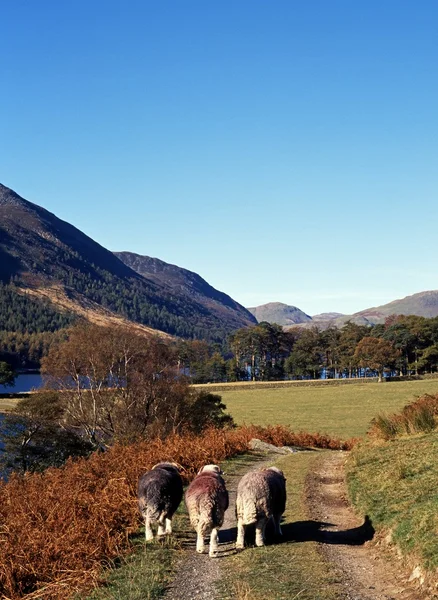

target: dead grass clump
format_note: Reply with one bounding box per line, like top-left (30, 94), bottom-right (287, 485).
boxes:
top-left (0, 425), bottom-right (349, 599)
top-left (237, 424), bottom-right (357, 450)
top-left (370, 393), bottom-right (438, 440)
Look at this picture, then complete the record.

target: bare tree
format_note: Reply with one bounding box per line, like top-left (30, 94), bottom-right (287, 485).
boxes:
top-left (42, 324), bottom-right (195, 448)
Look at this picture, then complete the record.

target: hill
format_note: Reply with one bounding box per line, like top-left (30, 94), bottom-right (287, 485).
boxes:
top-left (321, 290), bottom-right (438, 329)
top-left (353, 290), bottom-right (438, 321)
top-left (0, 183), bottom-right (255, 341)
top-left (311, 312), bottom-right (345, 321)
top-left (248, 302), bottom-right (312, 326)
top-left (260, 291), bottom-right (438, 332)
top-left (115, 251), bottom-right (255, 329)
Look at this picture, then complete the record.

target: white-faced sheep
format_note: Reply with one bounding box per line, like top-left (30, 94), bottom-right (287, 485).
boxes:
top-left (236, 466), bottom-right (286, 549)
top-left (137, 462), bottom-right (183, 541)
top-left (184, 464), bottom-right (229, 557)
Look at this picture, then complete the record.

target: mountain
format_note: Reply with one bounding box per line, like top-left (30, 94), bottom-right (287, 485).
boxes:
top-left (352, 290), bottom-right (438, 323)
top-left (115, 252), bottom-right (255, 329)
top-left (311, 291), bottom-right (438, 330)
top-left (259, 291), bottom-right (438, 332)
top-left (311, 312), bottom-right (345, 321)
top-left (248, 302), bottom-right (312, 326)
top-left (0, 183), bottom-right (255, 340)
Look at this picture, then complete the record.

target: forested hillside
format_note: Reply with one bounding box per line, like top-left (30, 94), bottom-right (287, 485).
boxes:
top-left (0, 184), bottom-right (255, 342)
top-left (0, 283), bottom-right (74, 368)
top-left (0, 283), bottom-right (75, 334)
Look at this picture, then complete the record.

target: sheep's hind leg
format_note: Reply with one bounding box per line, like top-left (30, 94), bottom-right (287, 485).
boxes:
top-left (157, 512), bottom-right (166, 537)
top-left (196, 528), bottom-right (205, 553)
top-left (209, 528), bottom-right (219, 557)
top-left (165, 518), bottom-right (172, 535)
top-left (145, 517), bottom-right (154, 542)
top-left (255, 518), bottom-right (267, 547)
top-left (236, 519), bottom-right (245, 549)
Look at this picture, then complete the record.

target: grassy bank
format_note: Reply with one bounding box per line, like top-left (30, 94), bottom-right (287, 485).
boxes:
top-left (217, 379), bottom-right (438, 439)
top-left (0, 395), bottom-right (22, 412)
top-left (346, 432), bottom-right (438, 582)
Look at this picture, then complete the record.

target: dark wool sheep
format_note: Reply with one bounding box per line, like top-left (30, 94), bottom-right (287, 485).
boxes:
top-left (235, 466), bottom-right (286, 549)
top-left (184, 464), bottom-right (229, 557)
top-left (137, 462), bottom-right (183, 541)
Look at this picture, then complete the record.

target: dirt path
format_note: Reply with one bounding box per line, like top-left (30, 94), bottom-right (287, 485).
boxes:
top-left (305, 451), bottom-right (432, 600)
top-left (163, 450), bottom-right (434, 600)
top-left (163, 453), bottom-right (276, 600)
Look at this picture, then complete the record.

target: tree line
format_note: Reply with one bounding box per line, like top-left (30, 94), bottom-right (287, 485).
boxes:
top-left (3, 315), bottom-right (438, 474)
top-left (177, 315), bottom-right (438, 383)
top-left (0, 282), bottom-right (75, 334)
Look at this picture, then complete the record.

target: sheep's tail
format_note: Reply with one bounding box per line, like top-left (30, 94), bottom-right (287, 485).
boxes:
top-left (138, 498), bottom-right (162, 523)
top-left (236, 496), bottom-right (258, 525)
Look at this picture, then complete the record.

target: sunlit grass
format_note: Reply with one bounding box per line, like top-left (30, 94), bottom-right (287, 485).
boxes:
top-left (219, 380), bottom-right (438, 439)
top-left (0, 395), bottom-right (21, 412)
top-left (347, 432), bottom-right (438, 573)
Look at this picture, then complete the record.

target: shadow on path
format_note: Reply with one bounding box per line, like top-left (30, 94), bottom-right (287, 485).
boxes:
top-left (219, 515), bottom-right (374, 549)
top-left (279, 515), bottom-right (375, 546)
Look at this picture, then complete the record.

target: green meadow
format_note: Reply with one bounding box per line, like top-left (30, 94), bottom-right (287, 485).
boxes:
top-left (216, 379), bottom-right (438, 439)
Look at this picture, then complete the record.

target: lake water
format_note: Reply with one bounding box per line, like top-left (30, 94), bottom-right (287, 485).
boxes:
top-left (0, 373), bottom-right (43, 393)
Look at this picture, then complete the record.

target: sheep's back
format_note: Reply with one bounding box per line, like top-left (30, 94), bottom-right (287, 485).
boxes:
top-left (236, 470), bottom-right (286, 523)
top-left (138, 469), bottom-right (183, 519)
top-left (185, 474), bottom-right (229, 528)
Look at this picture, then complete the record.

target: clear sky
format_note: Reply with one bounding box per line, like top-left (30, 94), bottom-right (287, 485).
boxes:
top-left (1, 1), bottom-right (437, 316)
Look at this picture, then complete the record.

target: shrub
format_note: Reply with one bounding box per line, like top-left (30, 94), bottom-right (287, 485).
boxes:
top-left (369, 393), bottom-right (438, 440)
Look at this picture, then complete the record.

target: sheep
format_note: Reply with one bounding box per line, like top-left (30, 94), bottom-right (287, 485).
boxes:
top-left (137, 462), bottom-right (183, 541)
top-left (184, 464), bottom-right (229, 557)
top-left (235, 466), bottom-right (286, 549)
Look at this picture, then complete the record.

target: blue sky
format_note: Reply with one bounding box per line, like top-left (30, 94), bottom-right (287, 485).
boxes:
top-left (2, 1), bottom-right (437, 315)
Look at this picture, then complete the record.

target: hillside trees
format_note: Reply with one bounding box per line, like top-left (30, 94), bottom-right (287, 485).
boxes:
top-left (354, 336), bottom-right (400, 382)
top-left (175, 339), bottom-right (226, 383)
top-left (0, 361), bottom-right (16, 386)
top-left (229, 322), bottom-right (291, 381)
top-left (0, 329), bottom-right (69, 369)
top-left (0, 282), bottom-right (76, 333)
top-left (284, 326), bottom-right (323, 379)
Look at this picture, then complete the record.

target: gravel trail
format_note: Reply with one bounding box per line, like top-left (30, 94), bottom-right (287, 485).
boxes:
top-left (305, 451), bottom-right (434, 600)
top-left (163, 453), bottom-right (276, 600)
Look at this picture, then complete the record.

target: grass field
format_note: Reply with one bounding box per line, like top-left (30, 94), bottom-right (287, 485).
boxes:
top-left (218, 379), bottom-right (438, 439)
top-left (0, 395), bottom-right (21, 412)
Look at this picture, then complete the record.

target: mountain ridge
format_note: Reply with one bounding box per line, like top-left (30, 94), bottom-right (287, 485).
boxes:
top-left (251, 291), bottom-right (438, 330)
top-left (0, 183), bottom-right (255, 340)
top-left (248, 302), bottom-right (312, 326)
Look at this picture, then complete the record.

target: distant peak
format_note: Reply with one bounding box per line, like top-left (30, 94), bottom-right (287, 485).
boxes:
top-left (0, 183), bottom-right (24, 206)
